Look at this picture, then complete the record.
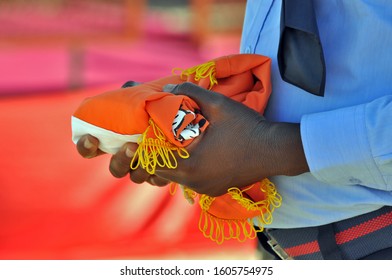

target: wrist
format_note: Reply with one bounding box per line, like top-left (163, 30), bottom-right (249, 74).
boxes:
top-left (253, 121), bottom-right (309, 178)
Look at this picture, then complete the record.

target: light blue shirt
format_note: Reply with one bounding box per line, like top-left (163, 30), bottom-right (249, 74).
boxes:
top-left (241, 0), bottom-right (392, 228)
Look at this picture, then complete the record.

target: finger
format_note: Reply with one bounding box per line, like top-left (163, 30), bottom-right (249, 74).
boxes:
top-left (129, 168), bottom-right (170, 186)
top-left (109, 143), bottom-right (137, 178)
top-left (121, 80), bottom-right (142, 88)
top-left (163, 82), bottom-right (225, 117)
top-left (129, 168), bottom-right (151, 184)
top-left (76, 134), bottom-right (104, 158)
top-left (148, 175), bottom-right (171, 187)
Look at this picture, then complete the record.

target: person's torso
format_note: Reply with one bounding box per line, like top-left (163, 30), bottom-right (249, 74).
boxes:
top-left (241, 0), bottom-right (392, 228)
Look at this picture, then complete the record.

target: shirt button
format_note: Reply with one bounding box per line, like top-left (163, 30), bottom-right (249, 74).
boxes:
top-left (244, 46), bottom-right (252, 54)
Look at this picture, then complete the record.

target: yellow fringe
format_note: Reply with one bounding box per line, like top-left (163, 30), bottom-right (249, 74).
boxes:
top-left (168, 182), bottom-right (178, 196)
top-left (182, 186), bottom-right (197, 205)
top-left (169, 183), bottom-right (197, 205)
top-left (198, 211), bottom-right (260, 245)
top-left (173, 61), bottom-right (218, 90)
top-left (198, 179), bottom-right (282, 244)
top-left (170, 180), bottom-right (282, 244)
top-left (130, 119), bottom-right (190, 175)
top-left (227, 178), bottom-right (282, 225)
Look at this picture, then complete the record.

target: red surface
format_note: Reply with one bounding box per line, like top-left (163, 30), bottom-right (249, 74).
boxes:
top-left (0, 87), bottom-right (256, 259)
top-left (0, 7), bottom-right (254, 259)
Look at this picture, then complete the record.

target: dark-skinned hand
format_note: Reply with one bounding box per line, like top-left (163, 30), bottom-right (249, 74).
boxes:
top-left (76, 82), bottom-right (309, 197)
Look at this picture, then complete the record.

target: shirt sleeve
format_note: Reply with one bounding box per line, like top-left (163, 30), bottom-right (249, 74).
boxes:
top-left (301, 95), bottom-right (392, 191)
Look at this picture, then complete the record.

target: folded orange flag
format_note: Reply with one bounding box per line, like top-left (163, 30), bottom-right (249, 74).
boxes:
top-left (72, 54), bottom-right (282, 244)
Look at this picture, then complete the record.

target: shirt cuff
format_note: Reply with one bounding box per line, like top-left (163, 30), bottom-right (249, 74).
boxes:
top-left (300, 104), bottom-right (386, 189)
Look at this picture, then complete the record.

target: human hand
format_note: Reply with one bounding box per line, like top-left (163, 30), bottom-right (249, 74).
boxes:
top-left (75, 79), bottom-right (170, 187)
top-left (76, 82), bottom-right (309, 196)
top-left (76, 81), bottom-right (261, 195)
top-left (76, 134), bottom-right (171, 187)
top-left (153, 82), bottom-right (309, 196)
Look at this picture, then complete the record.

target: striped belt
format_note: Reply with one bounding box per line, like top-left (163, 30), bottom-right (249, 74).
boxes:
top-left (261, 206), bottom-right (392, 260)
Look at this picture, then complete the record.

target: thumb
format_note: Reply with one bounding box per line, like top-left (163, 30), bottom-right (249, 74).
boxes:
top-left (163, 82), bottom-right (225, 117)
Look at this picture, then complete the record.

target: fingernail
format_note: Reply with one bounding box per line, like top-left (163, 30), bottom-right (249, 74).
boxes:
top-left (163, 84), bottom-right (176, 92)
top-left (125, 147), bottom-right (134, 158)
top-left (84, 138), bottom-right (94, 149)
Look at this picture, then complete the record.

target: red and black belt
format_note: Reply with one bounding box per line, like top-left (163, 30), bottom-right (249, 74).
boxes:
top-left (260, 206), bottom-right (392, 260)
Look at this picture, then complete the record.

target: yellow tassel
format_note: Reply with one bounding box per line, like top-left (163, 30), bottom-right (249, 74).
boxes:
top-left (181, 185), bottom-right (197, 205)
top-left (168, 182), bottom-right (178, 196)
top-left (173, 61), bottom-right (218, 90)
top-left (228, 178), bottom-right (282, 225)
top-left (199, 193), bottom-right (215, 212)
top-left (197, 179), bottom-right (282, 244)
top-left (198, 211), bottom-right (258, 245)
top-left (169, 183), bottom-right (197, 205)
top-left (130, 119), bottom-right (190, 175)
top-left (169, 179), bottom-right (282, 244)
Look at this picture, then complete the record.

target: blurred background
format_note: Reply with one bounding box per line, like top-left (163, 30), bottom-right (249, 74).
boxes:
top-left (0, 0), bottom-right (259, 259)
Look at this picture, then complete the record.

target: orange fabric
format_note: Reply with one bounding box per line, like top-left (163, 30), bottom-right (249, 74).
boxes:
top-left (73, 54), bottom-right (271, 147)
top-left (72, 54), bottom-right (279, 243)
top-left (207, 181), bottom-right (270, 221)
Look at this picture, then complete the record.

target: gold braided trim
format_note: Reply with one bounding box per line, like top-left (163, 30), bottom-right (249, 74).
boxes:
top-left (130, 119), bottom-right (189, 175)
top-left (198, 179), bottom-right (282, 244)
top-left (169, 182), bottom-right (197, 205)
top-left (173, 60), bottom-right (217, 90)
top-left (198, 210), bottom-right (261, 245)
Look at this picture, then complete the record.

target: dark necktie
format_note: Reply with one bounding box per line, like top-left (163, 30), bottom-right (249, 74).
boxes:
top-left (277, 0), bottom-right (326, 96)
